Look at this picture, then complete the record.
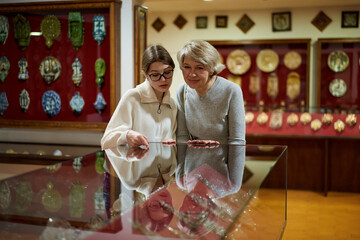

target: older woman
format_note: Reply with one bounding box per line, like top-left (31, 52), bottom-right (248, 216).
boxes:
top-left (176, 40), bottom-right (245, 145)
top-left (101, 45), bottom-right (177, 150)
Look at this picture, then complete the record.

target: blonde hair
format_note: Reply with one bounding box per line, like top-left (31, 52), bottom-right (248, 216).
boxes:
top-left (177, 40), bottom-right (225, 75)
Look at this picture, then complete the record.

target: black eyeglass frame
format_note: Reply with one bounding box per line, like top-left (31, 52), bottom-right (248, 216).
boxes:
top-left (148, 69), bottom-right (174, 81)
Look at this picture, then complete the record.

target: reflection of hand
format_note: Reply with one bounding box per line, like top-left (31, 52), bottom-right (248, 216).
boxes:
top-left (162, 139), bottom-right (176, 146)
top-left (126, 130), bottom-right (149, 148)
top-left (126, 146), bottom-right (149, 161)
top-left (187, 140), bottom-right (220, 149)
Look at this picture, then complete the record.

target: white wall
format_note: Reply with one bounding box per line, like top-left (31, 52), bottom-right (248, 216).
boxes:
top-left (146, 6), bottom-right (360, 107)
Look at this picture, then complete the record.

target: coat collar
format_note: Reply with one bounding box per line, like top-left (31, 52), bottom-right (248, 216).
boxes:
top-left (137, 80), bottom-right (172, 107)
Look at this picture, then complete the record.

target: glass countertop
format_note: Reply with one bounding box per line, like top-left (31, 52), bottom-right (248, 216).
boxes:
top-left (0, 143), bottom-right (287, 240)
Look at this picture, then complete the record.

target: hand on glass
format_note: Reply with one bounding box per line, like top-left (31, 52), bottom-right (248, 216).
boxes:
top-left (126, 146), bottom-right (149, 161)
top-left (162, 139), bottom-right (176, 146)
top-left (187, 139), bottom-right (220, 148)
top-left (126, 130), bottom-right (149, 148)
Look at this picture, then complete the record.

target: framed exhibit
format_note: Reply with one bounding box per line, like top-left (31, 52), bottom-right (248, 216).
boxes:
top-left (208, 39), bottom-right (311, 109)
top-left (272, 12), bottom-right (291, 32)
top-left (341, 11), bottom-right (359, 28)
top-left (215, 15), bottom-right (228, 28)
top-left (134, 5), bottom-right (147, 86)
top-left (173, 14), bottom-right (187, 29)
top-left (151, 17), bottom-right (165, 32)
top-left (236, 14), bottom-right (255, 33)
top-left (317, 38), bottom-right (360, 111)
top-left (196, 16), bottom-right (208, 29)
top-left (0, 0), bottom-right (121, 131)
top-left (311, 11), bottom-right (332, 32)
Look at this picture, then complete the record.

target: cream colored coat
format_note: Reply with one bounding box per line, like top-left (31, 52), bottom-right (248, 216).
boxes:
top-left (101, 80), bottom-right (177, 150)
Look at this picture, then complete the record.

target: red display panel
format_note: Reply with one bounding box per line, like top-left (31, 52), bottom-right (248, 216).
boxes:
top-left (209, 39), bottom-right (310, 108)
top-left (318, 39), bottom-right (360, 109)
top-left (0, 5), bottom-right (114, 128)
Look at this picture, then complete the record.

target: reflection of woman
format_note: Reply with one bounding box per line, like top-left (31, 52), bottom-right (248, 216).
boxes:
top-left (175, 144), bottom-right (245, 238)
top-left (101, 45), bottom-right (177, 150)
top-left (176, 40), bottom-right (245, 145)
top-left (106, 143), bottom-right (176, 234)
top-left (105, 143), bottom-right (177, 197)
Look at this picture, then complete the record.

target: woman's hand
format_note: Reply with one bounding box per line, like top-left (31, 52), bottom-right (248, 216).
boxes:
top-left (126, 146), bottom-right (149, 161)
top-left (126, 130), bottom-right (149, 148)
top-left (187, 139), bottom-right (220, 148)
top-left (162, 139), bottom-right (176, 146)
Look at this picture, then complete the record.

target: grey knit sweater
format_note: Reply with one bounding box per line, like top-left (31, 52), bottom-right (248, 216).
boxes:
top-left (176, 76), bottom-right (246, 145)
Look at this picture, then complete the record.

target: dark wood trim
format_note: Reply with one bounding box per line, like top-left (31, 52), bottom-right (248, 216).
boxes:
top-left (0, 120), bottom-right (107, 131)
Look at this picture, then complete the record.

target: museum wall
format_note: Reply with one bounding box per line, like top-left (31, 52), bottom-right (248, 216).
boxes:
top-left (146, 6), bottom-right (360, 106)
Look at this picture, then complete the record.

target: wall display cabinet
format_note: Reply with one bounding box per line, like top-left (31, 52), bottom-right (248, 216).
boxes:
top-left (209, 39), bottom-right (360, 194)
top-left (317, 38), bottom-right (360, 111)
top-left (209, 39), bottom-right (310, 109)
top-left (0, 0), bottom-right (121, 131)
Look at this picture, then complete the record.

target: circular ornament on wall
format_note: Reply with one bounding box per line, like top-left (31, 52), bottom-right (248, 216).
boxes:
top-left (327, 50), bottom-right (349, 73)
top-left (329, 78), bottom-right (347, 98)
top-left (256, 49), bottom-right (279, 73)
top-left (284, 51), bottom-right (301, 70)
top-left (226, 49), bottom-right (251, 75)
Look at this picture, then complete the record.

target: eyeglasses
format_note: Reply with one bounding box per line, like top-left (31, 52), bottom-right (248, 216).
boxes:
top-left (148, 69), bottom-right (174, 81)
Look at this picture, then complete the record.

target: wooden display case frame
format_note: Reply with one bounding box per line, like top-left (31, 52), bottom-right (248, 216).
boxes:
top-left (316, 38), bottom-right (360, 111)
top-left (0, 0), bottom-right (121, 131)
top-left (208, 39), bottom-right (311, 109)
top-left (134, 5), bottom-right (147, 86)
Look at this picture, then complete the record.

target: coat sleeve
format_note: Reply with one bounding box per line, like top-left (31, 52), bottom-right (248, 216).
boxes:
top-left (175, 84), bottom-right (190, 143)
top-left (100, 91), bottom-right (136, 150)
top-left (228, 86), bottom-right (246, 145)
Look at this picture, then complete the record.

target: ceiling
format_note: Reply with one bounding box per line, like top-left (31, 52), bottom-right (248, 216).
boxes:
top-left (142, 0), bottom-right (360, 12)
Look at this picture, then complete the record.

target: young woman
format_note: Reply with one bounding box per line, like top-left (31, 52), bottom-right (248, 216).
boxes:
top-left (101, 45), bottom-right (177, 150)
top-left (176, 40), bottom-right (245, 145)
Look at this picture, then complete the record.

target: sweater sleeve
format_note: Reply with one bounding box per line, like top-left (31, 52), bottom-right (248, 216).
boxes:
top-left (228, 86), bottom-right (246, 145)
top-left (175, 84), bottom-right (190, 143)
top-left (100, 91), bottom-right (136, 150)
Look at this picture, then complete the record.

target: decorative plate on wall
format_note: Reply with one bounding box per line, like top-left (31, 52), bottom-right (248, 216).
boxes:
top-left (226, 49), bottom-right (251, 75)
top-left (256, 49), bottom-right (279, 73)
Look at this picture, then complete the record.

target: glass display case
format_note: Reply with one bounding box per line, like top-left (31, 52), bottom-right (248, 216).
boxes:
top-left (0, 143), bottom-right (287, 240)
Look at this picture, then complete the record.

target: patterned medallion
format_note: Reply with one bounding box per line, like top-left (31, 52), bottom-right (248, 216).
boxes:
top-left (18, 57), bottom-right (29, 81)
top-left (69, 91), bottom-right (85, 114)
top-left (42, 90), bottom-right (61, 118)
top-left (68, 12), bottom-right (84, 50)
top-left (0, 181), bottom-right (11, 210)
top-left (13, 14), bottom-right (31, 51)
top-left (15, 179), bottom-right (33, 213)
top-left (73, 156), bottom-right (82, 173)
top-left (72, 58), bottom-right (82, 86)
top-left (94, 186), bottom-right (106, 215)
top-left (0, 15), bottom-right (9, 45)
top-left (69, 181), bottom-right (85, 218)
top-left (95, 58), bottom-right (106, 89)
top-left (41, 180), bottom-right (62, 213)
top-left (327, 50), bottom-right (349, 73)
top-left (39, 56), bottom-right (61, 85)
top-left (95, 151), bottom-right (105, 174)
top-left (93, 15), bottom-right (106, 45)
top-left (40, 15), bottom-right (61, 49)
top-left (19, 89), bottom-right (30, 112)
top-left (94, 92), bottom-right (106, 114)
top-left (0, 91), bottom-right (8, 116)
top-left (0, 56), bottom-right (10, 83)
